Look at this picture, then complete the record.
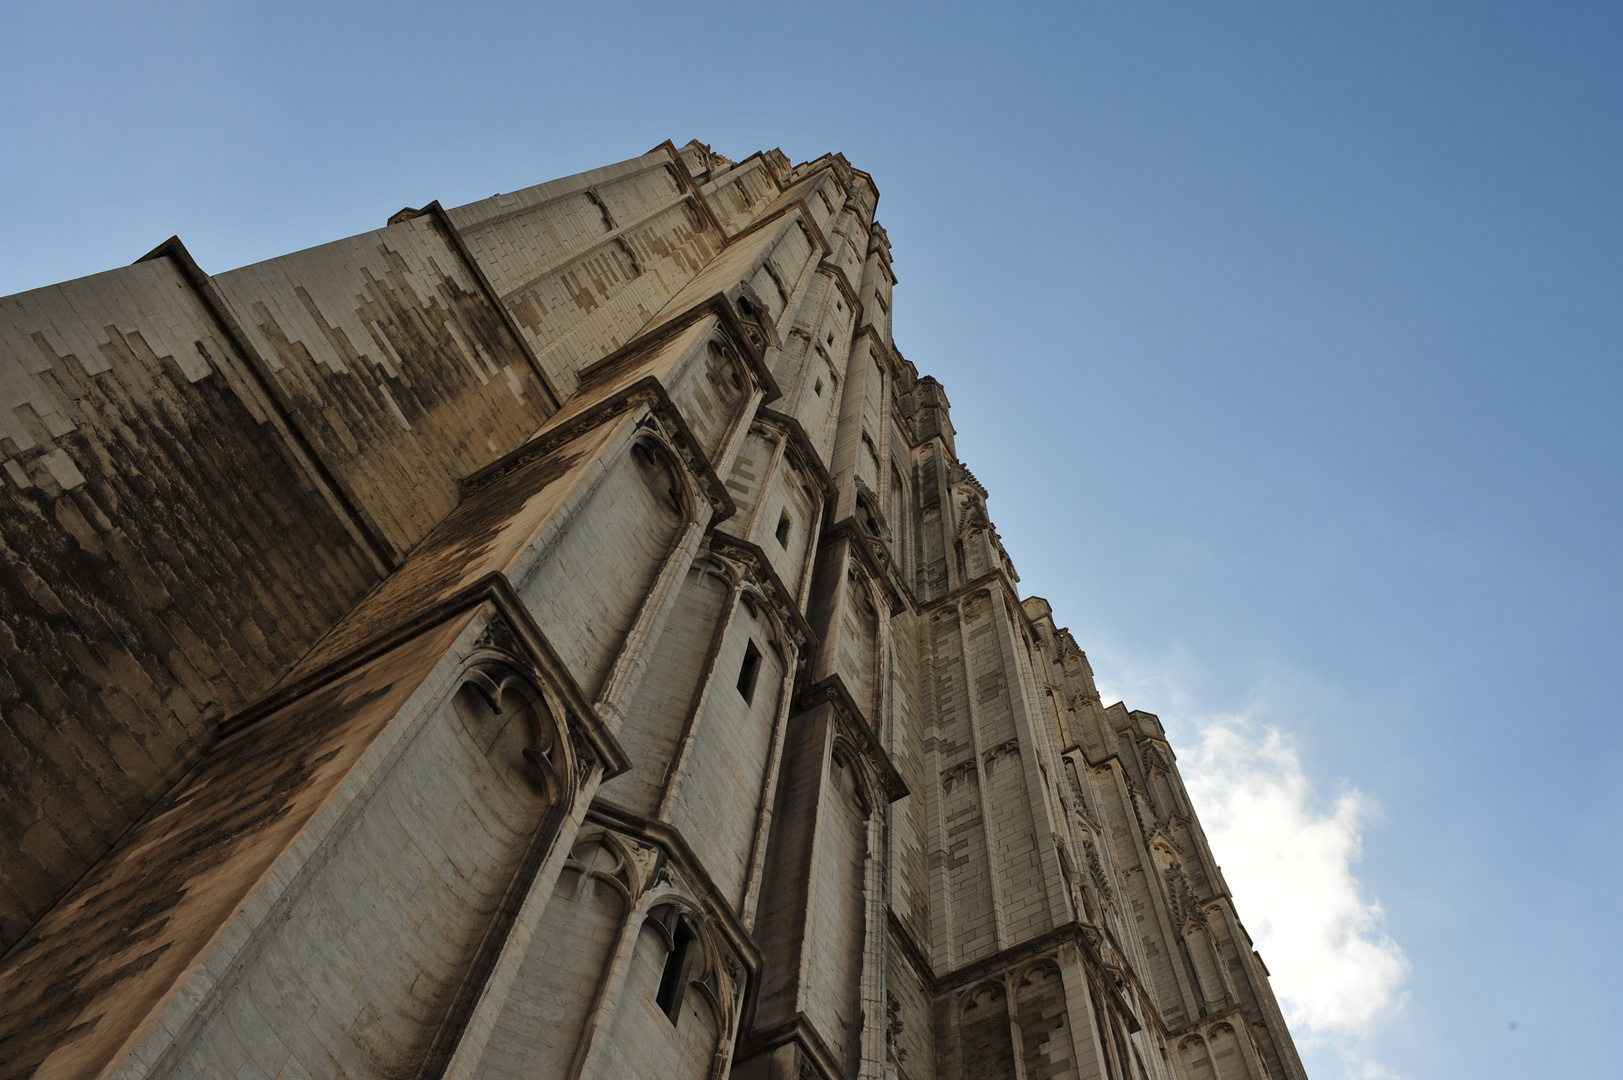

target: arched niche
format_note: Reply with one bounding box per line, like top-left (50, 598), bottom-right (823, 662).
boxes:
top-left (149, 658), bottom-right (574, 1080)
top-left (475, 828), bottom-right (642, 1080)
top-left (604, 556), bottom-right (733, 815)
top-left (451, 660), bottom-right (573, 808)
top-left (630, 433), bottom-right (693, 522)
top-left (1012, 960), bottom-right (1075, 1078)
top-left (522, 426), bottom-right (696, 699)
top-left (841, 564), bottom-right (882, 718)
top-left (958, 980), bottom-right (1015, 1078)
top-left (597, 898), bottom-right (734, 1080)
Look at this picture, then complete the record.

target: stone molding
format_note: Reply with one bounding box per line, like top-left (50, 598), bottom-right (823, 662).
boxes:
top-left (216, 575), bottom-right (627, 783)
top-left (583, 800), bottom-right (764, 981)
top-left (460, 374), bottom-right (736, 526)
top-left (705, 532), bottom-right (818, 655)
top-left (732, 1012), bottom-right (846, 1080)
top-left (791, 675), bottom-right (908, 802)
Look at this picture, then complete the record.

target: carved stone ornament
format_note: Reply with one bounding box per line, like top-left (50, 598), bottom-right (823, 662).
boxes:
top-left (568, 725), bottom-right (597, 788)
top-left (1165, 862), bottom-right (1205, 927)
top-left (1066, 766), bottom-right (1088, 808)
top-left (885, 990), bottom-right (908, 1063)
top-left (940, 759), bottom-right (978, 793)
top-left (982, 738), bottom-right (1021, 773)
top-left (474, 614), bottom-right (521, 657)
top-left (620, 836), bottom-right (662, 891)
top-left (1083, 839), bottom-right (1115, 905)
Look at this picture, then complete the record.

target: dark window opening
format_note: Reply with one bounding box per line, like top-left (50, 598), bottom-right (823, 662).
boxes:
top-left (737, 641), bottom-right (762, 703)
top-left (655, 917), bottom-right (697, 1022)
top-left (776, 510), bottom-right (792, 547)
top-left (814, 377), bottom-right (824, 396)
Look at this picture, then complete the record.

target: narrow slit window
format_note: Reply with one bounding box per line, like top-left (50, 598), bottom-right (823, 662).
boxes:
top-left (737, 641), bottom-right (762, 704)
top-left (655, 917), bottom-right (696, 1022)
top-left (776, 510), bottom-right (792, 548)
top-left (814, 378), bottom-right (824, 396)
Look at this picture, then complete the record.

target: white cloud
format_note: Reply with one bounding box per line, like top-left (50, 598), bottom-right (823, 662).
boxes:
top-left (1093, 656), bottom-right (1406, 1078)
top-left (1181, 717), bottom-right (1408, 1074)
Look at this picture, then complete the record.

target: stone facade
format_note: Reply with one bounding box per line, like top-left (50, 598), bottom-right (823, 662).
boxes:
top-left (0, 140), bottom-right (1308, 1080)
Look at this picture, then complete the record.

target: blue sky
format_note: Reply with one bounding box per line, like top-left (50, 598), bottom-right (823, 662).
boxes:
top-left (4, 3), bottom-right (1619, 1077)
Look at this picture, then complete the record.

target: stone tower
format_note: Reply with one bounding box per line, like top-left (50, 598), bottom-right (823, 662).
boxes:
top-left (0, 141), bottom-right (1307, 1080)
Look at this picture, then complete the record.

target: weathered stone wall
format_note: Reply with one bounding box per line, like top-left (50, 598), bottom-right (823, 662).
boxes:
top-left (0, 258), bottom-right (380, 951)
top-left (146, 679), bottom-right (560, 1080)
top-left (445, 147), bottom-right (726, 402)
top-left (211, 211), bottom-right (555, 559)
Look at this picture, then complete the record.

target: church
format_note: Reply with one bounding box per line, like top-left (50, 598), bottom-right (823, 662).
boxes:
top-left (0, 141), bottom-right (1307, 1080)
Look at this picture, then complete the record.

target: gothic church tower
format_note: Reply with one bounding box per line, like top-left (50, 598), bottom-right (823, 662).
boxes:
top-left (0, 141), bottom-right (1307, 1080)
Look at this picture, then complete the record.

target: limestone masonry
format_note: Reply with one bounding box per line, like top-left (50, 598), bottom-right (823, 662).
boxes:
top-left (0, 141), bottom-right (1307, 1080)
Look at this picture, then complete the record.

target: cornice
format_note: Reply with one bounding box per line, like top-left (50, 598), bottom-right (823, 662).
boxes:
top-left (1165, 1002), bottom-right (1252, 1042)
top-left (867, 227), bottom-right (898, 287)
top-left (916, 568), bottom-right (1025, 621)
top-left (793, 675), bottom-right (908, 802)
top-left (705, 531), bottom-right (817, 654)
top-left (815, 261), bottom-right (866, 328)
top-left (734, 1013), bottom-right (844, 1080)
top-left (928, 921), bottom-right (1145, 1035)
top-left (891, 410), bottom-right (953, 453)
top-left (752, 407), bottom-right (836, 504)
top-left (885, 910), bottom-right (1156, 1038)
top-left (821, 518), bottom-right (915, 616)
top-left (788, 155), bottom-right (853, 207)
top-left (724, 188), bottom-right (833, 258)
top-left (717, 148), bottom-right (775, 181)
top-left (886, 909), bottom-right (936, 987)
top-left (688, 148), bottom-right (805, 249)
top-left (854, 322), bottom-right (898, 377)
top-left (1061, 744), bottom-right (1124, 775)
top-left (585, 799), bottom-right (762, 975)
top-left (460, 374), bottom-right (736, 527)
top-left (574, 291), bottom-right (782, 405)
top-left (951, 461), bottom-right (990, 500)
top-left (214, 572), bottom-right (627, 782)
